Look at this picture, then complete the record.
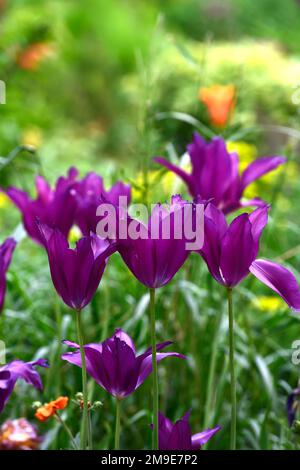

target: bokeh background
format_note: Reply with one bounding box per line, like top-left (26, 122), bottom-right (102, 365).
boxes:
top-left (1, 0), bottom-right (300, 450)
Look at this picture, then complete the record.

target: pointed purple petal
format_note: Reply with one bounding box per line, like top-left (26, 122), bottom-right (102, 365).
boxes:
top-left (250, 259), bottom-right (300, 310)
top-left (191, 425), bottom-right (221, 449)
top-left (136, 352), bottom-right (186, 390)
top-left (241, 156), bottom-right (286, 191)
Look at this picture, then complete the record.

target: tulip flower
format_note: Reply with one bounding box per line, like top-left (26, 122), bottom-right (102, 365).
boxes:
top-left (197, 202), bottom-right (300, 449)
top-left (62, 329), bottom-right (185, 449)
top-left (287, 380), bottom-right (300, 426)
top-left (0, 359), bottom-right (48, 414)
top-left (0, 237), bottom-right (17, 312)
top-left (39, 222), bottom-right (117, 450)
top-left (4, 168), bottom-right (78, 245)
top-left (154, 133), bottom-right (285, 214)
top-left (115, 195), bottom-right (200, 449)
top-left (157, 411), bottom-right (221, 450)
top-left (199, 84), bottom-right (235, 128)
top-left (75, 172), bottom-right (131, 235)
top-left (0, 418), bottom-right (42, 450)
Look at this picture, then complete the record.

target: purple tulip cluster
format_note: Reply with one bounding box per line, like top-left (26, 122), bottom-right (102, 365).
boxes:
top-left (0, 131), bottom-right (299, 450)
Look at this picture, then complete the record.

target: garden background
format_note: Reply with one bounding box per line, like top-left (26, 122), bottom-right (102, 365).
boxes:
top-left (1, 0), bottom-right (300, 450)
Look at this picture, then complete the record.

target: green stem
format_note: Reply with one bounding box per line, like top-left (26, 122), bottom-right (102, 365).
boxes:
top-left (149, 287), bottom-right (158, 450)
top-left (54, 412), bottom-right (78, 450)
top-left (203, 306), bottom-right (222, 430)
top-left (76, 310), bottom-right (89, 450)
top-left (227, 287), bottom-right (236, 450)
top-left (115, 398), bottom-right (122, 450)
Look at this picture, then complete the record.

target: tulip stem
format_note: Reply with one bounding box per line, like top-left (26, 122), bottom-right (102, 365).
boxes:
top-left (76, 310), bottom-right (89, 450)
top-left (227, 287), bottom-right (236, 450)
top-left (149, 287), bottom-right (159, 450)
top-left (115, 398), bottom-right (122, 450)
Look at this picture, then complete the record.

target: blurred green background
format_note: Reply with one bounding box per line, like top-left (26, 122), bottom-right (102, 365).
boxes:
top-left (1, 0), bottom-right (300, 450)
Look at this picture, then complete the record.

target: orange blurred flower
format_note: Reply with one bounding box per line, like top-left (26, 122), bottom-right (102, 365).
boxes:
top-left (35, 396), bottom-right (69, 422)
top-left (199, 84), bottom-right (236, 128)
top-left (17, 42), bottom-right (52, 71)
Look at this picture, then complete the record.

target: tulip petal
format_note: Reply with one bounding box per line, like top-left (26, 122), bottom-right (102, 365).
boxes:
top-left (241, 156), bottom-right (286, 191)
top-left (191, 425), bottom-right (221, 449)
top-left (220, 214), bottom-right (255, 286)
top-left (136, 351), bottom-right (186, 390)
top-left (250, 259), bottom-right (300, 310)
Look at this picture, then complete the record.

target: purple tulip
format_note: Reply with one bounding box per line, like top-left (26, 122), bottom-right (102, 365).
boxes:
top-left (156, 411), bottom-right (221, 450)
top-left (0, 359), bottom-right (48, 414)
top-left (38, 223), bottom-right (117, 310)
top-left (3, 168), bottom-right (78, 245)
top-left (116, 195), bottom-right (199, 288)
top-left (61, 329), bottom-right (185, 399)
top-left (0, 238), bottom-right (17, 312)
top-left (287, 382), bottom-right (300, 426)
top-left (154, 133), bottom-right (285, 214)
top-left (75, 172), bottom-right (131, 235)
top-left (198, 203), bottom-right (300, 309)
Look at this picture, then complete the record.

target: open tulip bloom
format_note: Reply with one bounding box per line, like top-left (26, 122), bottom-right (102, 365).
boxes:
top-left (197, 202), bottom-right (300, 449)
top-left (0, 238), bottom-right (17, 312)
top-left (0, 359), bottom-right (48, 414)
top-left (39, 222), bottom-right (117, 450)
top-left (4, 168), bottom-right (78, 245)
top-left (62, 329), bottom-right (185, 449)
top-left (157, 412), bottom-right (221, 450)
top-left (154, 132), bottom-right (285, 214)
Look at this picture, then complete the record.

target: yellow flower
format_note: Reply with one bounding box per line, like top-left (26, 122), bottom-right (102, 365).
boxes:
top-left (226, 141), bottom-right (257, 171)
top-left (0, 192), bottom-right (10, 209)
top-left (132, 169), bottom-right (185, 203)
top-left (253, 296), bottom-right (286, 312)
top-left (21, 127), bottom-right (43, 149)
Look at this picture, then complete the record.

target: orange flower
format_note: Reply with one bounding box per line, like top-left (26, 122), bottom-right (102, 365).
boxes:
top-left (199, 84), bottom-right (236, 128)
top-left (35, 397), bottom-right (69, 422)
top-left (17, 42), bottom-right (52, 70)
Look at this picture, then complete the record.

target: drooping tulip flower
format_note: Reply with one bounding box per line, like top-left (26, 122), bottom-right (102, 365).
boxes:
top-left (0, 418), bottom-right (42, 450)
top-left (0, 359), bottom-right (48, 414)
top-left (39, 222), bottom-right (117, 450)
top-left (199, 203), bottom-right (300, 307)
top-left (287, 381), bottom-right (300, 426)
top-left (38, 223), bottom-right (117, 311)
top-left (0, 237), bottom-right (17, 312)
top-left (4, 168), bottom-right (78, 245)
top-left (154, 133), bottom-right (285, 214)
top-left (157, 412), bottom-right (221, 450)
top-left (62, 329), bottom-right (185, 450)
top-left (75, 172), bottom-right (131, 235)
top-left (199, 84), bottom-right (235, 128)
top-left (62, 329), bottom-right (185, 399)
